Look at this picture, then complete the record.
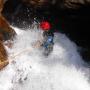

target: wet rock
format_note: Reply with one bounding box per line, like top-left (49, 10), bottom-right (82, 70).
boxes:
top-left (0, 0), bottom-right (16, 41)
top-left (22, 0), bottom-right (51, 7)
top-left (62, 0), bottom-right (90, 9)
top-left (0, 0), bottom-right (16, 70)
top-left (0, 14), bottom-right (16, 40)
top-left (0, 41), bottom-right (8, 62)
top-left (0, 41), bottom-right (9, 70)
top-left (22, 0), bottom-right (90, 9)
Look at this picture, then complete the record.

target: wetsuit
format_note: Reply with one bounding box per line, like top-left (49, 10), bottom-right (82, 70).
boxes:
top-left (43, 31), bottom-right (54, 49)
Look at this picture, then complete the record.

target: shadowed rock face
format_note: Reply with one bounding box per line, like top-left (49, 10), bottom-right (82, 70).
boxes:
top-left (62, 0), bottom-right (90, 9)
top-left (0, 0), bottom-right (16, 41)
top-left (0, 14), bottom-right (16, 40)
top-left (3, 0), bottom-right (90, 12)
top-left (0, 0), bottom-right (16, 70)
top-left (23, 0), bottom-right (51, 7)
top-left (22, 0), bottom-right (90, 9)
top-left (0, 0), bottom-right (4, 12)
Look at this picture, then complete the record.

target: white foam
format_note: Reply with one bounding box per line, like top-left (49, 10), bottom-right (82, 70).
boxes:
top-left (0, 27), bottom-right (90, 90)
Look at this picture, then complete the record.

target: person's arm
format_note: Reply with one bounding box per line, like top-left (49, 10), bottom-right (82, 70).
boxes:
top-left (32, 32), bottom-right (44, 48)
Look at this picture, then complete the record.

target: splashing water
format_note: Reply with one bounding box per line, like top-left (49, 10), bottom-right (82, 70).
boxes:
top-left (0, 27), bottom-right (90, 90)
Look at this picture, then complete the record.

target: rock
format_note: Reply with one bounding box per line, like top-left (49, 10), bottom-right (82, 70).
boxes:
top-left (0, 33), bottom-right (4, 41)
top-left (0, 0), bottom-right (16, 41)
top-left (0, 41), bottom-right (9, 70)
top-left (0, 41), bottom-right (8, 62)
top-left (0, 0), bottom-right (4, 12)
top-left (22, 0), bottom-right (90, 9)
top-left (0, 60), bottom-right (9, 70)
top-left (22, 0), bottom-right (50, 7)
top-left (62, 0), bottom-right (87, 9)
top-left (0, 14), bottom-right (16, 40)
top-left (0, 0), bottom-right (16, 70)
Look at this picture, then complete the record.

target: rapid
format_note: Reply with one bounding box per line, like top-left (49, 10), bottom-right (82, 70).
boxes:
top-left (0, 27), bottom-right (90, 90)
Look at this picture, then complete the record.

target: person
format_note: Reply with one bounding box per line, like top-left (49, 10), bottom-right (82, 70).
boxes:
top-left (39, 21), bottom-right (54, 55)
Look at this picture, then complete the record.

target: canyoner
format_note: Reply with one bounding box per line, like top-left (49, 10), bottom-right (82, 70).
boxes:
top-left (37, 21), bottom-right (54, 56)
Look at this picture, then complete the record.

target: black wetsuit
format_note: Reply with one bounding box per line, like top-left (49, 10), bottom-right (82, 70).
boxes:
top-left (43, 31), bottom-right (54, 38)
top-left (42, 30), bottom-right (54, 56)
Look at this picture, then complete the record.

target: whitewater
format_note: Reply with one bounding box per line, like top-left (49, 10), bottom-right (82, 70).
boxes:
top-left (0, 27), bottom-right (90, 90)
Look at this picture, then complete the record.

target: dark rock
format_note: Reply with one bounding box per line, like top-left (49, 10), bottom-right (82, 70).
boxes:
top-left (0, 0), bottom-right (16, 70)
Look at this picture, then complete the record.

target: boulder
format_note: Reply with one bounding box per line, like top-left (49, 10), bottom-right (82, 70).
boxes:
top-left (0, 41), bottom-right (9, 70)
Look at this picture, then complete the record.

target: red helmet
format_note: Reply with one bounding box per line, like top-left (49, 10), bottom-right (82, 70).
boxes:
top-left (40, 21), bottom-right (51, 31)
